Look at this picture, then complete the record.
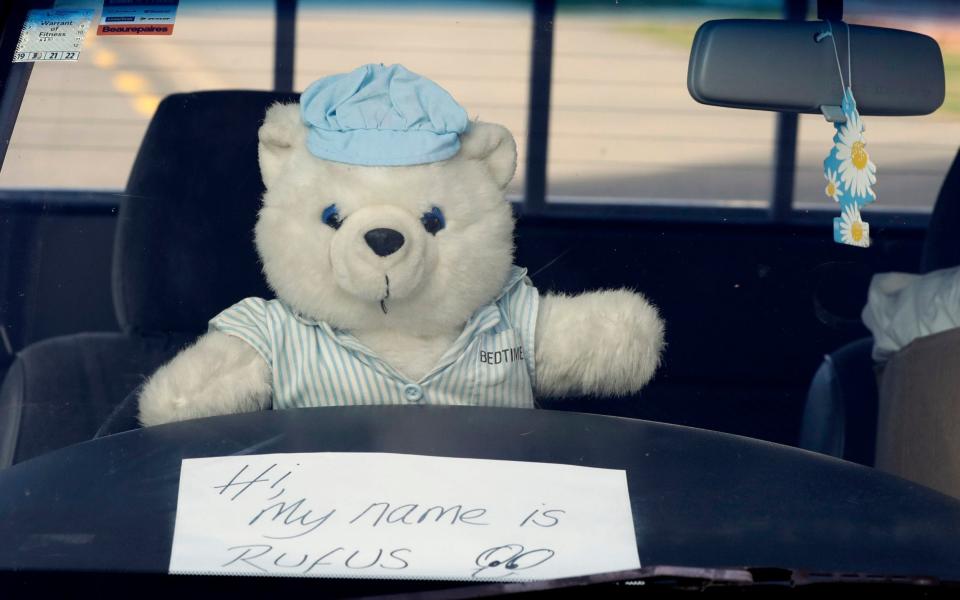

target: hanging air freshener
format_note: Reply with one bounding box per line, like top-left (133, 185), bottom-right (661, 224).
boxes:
top-left (821, 22), bottom-right (877, 248)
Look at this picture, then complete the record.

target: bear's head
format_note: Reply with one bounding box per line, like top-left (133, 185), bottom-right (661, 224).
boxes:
top-left (253, 69), bottom-right (518, 337)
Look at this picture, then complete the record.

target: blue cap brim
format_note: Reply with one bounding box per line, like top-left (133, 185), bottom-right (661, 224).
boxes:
top-left (306, 127), bottom-right (462, 167)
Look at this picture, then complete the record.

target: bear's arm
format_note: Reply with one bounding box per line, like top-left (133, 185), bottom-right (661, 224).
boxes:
top-left (137, 331), bottom-right (272, 426)
top-left (533, 290), bottom-right (665, 398)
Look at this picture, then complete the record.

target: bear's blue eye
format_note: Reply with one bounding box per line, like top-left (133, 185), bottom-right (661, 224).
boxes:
top-left (421, 206), bottom-right (445, 235)
top-left (321, 204), bottom-right (342, 230)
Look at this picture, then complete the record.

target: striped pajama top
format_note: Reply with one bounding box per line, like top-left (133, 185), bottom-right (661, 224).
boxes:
top-left (209, 266), bottom-right (538, 409)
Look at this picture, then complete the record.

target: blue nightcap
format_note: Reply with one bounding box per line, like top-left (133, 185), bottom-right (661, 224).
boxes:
top-left (299, 64), bottom-right (470, 166)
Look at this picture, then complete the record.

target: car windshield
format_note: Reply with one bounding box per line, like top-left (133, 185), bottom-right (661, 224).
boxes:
top-left (1, 0), bottom-right (959, 590)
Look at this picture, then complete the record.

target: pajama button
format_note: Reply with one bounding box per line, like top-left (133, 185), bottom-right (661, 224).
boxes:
top-left (404, 384), bottom-right (423, 402)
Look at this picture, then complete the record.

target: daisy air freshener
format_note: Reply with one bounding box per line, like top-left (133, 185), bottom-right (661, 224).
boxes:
top-left (821, 23), bottom-right (876, 248)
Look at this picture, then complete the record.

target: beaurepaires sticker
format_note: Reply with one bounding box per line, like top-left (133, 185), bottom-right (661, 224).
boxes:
top-left (98, 0), bottom-right (179, 36)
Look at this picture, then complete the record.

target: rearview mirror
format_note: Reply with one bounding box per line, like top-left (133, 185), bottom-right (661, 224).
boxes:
top-left (688, 19), bottom-right (944, 116)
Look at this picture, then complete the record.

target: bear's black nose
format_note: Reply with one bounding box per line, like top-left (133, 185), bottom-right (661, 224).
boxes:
top-left (364, 228), bottom-right (405, 257)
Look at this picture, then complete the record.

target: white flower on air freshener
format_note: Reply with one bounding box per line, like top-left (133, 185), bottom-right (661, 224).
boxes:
top-left (839, 204), bottom-right (870, 247)
top-left (835, 111), bottom-right (877, 200)
top-left (824, 168), bottom-right (842, 202)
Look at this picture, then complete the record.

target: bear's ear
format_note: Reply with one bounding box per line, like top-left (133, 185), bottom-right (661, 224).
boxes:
top-left (258, 102), bottom-right (305, 189)
top-left (458, 121), bottom-right (517, 190)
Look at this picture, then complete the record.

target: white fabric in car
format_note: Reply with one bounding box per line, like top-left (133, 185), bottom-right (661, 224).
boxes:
top-left (862, 265), bottom-right (960, 361)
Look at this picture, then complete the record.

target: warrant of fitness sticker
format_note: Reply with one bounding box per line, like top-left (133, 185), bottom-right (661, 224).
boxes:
top-left (13, 9), bottom-right (94, 63)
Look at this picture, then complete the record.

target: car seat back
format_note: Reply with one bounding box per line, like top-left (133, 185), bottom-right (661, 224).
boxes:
top-left (875, 327), bottom-right (960, 499)
top-left (0, 91), bottom-right (296, 466)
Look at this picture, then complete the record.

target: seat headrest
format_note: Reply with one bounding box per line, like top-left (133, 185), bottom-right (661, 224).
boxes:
top-left (922, 148), bottom-right (960, 273)
top-left (113, 90), bottom-right (299, 333)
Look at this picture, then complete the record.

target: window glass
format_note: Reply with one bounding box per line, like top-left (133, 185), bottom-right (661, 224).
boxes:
top-left (793, 4), bottom-right (960, 213)
top-left (546, 2), bottom-right (778, 208)
top-left (0, 0), bottom-right (274, 189)
top-left (295, 1), bottom-right (532, 200)
top-left (3, 1), bottom-right (960, 583)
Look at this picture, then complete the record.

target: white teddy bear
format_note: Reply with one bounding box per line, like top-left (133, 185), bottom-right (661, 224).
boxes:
top-left (138, 64), bottom-right (664, 426)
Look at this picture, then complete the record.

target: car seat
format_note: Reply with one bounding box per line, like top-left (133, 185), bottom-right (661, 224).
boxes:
top-left (0, 91), bottom-right (296, 467)
top-left (799, 148), bottom-right (960, 465)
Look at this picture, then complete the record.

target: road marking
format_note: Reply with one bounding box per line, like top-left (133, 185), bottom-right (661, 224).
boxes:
top-left (87, 45), bottom-right (161, 116)
top-left (92, 48), bottom-right (116, 68)
top-left (133, 94), bottom-right (160, 116)
top-left (113, 72), bottom-right (147, 94)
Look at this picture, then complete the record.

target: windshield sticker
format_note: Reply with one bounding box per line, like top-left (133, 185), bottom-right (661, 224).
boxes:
top-left (169, 452), bottom-right (640, 581)
top-left (97, 0), bottom-right (178, 36)
top-left (12, 8), bottom-right (94, 63)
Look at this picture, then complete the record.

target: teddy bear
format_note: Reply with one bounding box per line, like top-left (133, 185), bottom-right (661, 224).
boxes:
top-left (138, 64), bottom-right (665, 426)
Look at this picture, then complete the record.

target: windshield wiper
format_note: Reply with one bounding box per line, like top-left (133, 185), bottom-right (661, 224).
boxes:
top-left (368, 565), bottom-right (954, 598)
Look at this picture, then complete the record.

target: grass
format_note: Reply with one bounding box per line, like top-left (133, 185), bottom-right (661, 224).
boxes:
top-left (941, 53), bottom-right (960, 116)
top-left (615, 20), bottom-right (700, 48)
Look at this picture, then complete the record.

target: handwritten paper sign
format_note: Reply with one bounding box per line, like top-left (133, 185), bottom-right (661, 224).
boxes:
top-left (170, 453), bottom-right (640, 580)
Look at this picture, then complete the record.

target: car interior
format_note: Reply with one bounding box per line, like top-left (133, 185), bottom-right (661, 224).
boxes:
top-left (0, 0), bottom-right (956, 497)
